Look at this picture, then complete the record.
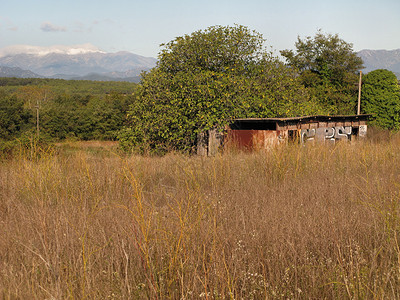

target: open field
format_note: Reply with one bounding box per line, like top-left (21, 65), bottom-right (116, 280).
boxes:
top-left (1, 134), bottom-right (400, 299)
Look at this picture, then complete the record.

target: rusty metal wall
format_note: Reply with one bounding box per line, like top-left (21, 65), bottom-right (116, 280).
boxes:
top-left (225, 130), bottom-right (286, 151)
top-left (200, 116), bottom-right (370, 154)
top-left (224, 125), bottom-right (366, 152)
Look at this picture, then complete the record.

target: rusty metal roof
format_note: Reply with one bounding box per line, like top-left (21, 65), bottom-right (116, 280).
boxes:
top-left (233, 114), bottom-right (371, 123)
top-left (230, 115), bottom-right (372, 130)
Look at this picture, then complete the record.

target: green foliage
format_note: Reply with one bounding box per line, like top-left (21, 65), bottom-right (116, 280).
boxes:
top-left (0, 92), bottom-right (32, 140)
top-left (158, 25), bottom-right (265, 75)
top-left (281, 30), bottom-right (364, 114)
top-left (0, 77), bottom-right (136, 95)
top-left (40, 93), bottom-right (132, 140)
top-left (0, 78), bottom-right (137, 144)
top-left (0, 92), bottom-right (36, 158)
top-left (361, 69), bottom-right (400, 130)
top-left (120, 25), bottom-right (319, 154)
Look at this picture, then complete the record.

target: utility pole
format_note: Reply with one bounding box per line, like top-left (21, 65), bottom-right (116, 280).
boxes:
top-left (357, 71), bottom-right (362, 115)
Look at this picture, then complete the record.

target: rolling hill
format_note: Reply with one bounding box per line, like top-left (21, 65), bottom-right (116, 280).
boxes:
top-left (0, 47), bottom-right (157, 82)
top-left (1, 45), bottom-right (399, 81)
top-left (0, 66), bottom-right (44, 78)
top-left (358, 49), bottom-right (400, 78)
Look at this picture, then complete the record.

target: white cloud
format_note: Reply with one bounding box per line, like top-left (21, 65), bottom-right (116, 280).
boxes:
top-left (40, 22), bottom-right (67, 32)
top-left (0, 44), bottom-right (105, 57)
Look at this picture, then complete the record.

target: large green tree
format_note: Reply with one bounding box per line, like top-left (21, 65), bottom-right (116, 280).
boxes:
top-left (281, 30), bottom-right (364, 114)
top-left (361, 69), bottom-right (400, 130)
top-left (119, 25), bottom-right (320, 153)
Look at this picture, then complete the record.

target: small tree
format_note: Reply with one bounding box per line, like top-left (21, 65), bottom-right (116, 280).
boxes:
top-left (361, 69), bottom-right (400, 130)
top-left (17, 85), bottom-right (52, 139)
top-left (281, 30), bottom-right (364, 114)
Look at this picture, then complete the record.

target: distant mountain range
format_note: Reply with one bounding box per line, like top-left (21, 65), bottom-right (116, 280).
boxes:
top-left (0, 66), bottom-right (43, 78)
top-left (0, 46), bottom-right (399, 81)
top-left (357, 49), bottom-right (400, 78)
top-left (0, 48), bottom-right (157, 82)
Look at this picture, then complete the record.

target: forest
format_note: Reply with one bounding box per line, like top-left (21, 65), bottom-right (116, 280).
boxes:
top-left (0, 77), bottom-right (137, 155)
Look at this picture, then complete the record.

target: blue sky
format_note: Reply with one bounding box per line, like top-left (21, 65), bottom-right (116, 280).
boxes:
top-left (1, 0), bottom-right (399, 58)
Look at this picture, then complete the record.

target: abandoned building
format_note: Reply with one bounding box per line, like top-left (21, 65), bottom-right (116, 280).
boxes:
top-left (197, 114), bottom-right (371, 156)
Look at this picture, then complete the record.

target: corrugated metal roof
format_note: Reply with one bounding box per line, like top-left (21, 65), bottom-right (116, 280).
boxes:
top-left (234, 114), bottom-right (371, 122)
top-left (230, 115), bottom-right (372, 131)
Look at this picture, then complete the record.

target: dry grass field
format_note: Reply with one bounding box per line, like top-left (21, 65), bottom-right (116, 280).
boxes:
top-left (1, 132), bottom-right (400, 299)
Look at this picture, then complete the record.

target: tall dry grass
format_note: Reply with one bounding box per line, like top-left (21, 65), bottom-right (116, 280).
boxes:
top-left (1, 136), bottom-right (400, 299)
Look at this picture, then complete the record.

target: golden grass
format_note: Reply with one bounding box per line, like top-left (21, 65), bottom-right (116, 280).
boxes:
top-left (1, 136), bottom-right (400, 299)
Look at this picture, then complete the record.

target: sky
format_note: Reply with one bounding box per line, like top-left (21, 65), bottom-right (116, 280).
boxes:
top-left (0, 0), bottom-right (399, 58)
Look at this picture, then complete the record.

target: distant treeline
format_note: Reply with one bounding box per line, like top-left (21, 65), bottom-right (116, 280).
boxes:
top-left (0, 77), bottom-right (137, 149)
top-left (0, 77), bottom-right (136, 95)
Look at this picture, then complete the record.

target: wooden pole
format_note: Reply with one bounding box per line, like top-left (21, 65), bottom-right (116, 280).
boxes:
top-left (357, 71), bottom-right (362, 115)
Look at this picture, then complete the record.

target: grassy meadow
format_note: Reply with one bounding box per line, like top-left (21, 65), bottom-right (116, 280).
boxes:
top-left (1, 132), bottom-right (400, 299)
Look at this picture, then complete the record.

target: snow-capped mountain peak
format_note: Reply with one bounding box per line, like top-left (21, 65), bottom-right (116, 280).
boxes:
top-left (0, 43), bottom-right (105, 57)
